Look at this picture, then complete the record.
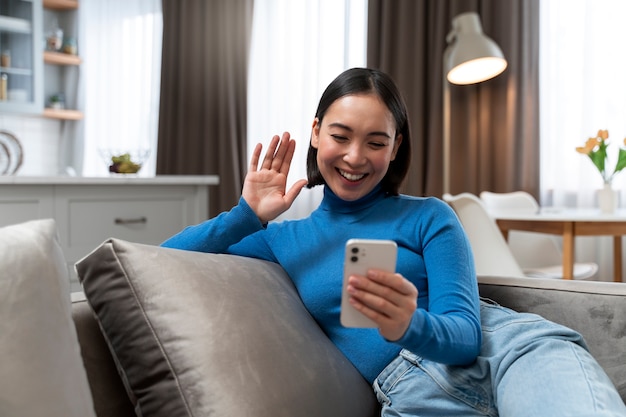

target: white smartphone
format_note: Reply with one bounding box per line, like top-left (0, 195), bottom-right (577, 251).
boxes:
top-left (341, 239), bottom-right (398, 328)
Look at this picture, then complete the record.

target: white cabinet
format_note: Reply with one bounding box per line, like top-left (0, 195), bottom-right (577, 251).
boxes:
top-left (0, 185), bottom-right (53, 224)
top-left (0, 0), bottom-right (44, 114)
top-left (0, 176), bottom-right (219, 290)
top-left (0, 0), bottom-right (83, 118)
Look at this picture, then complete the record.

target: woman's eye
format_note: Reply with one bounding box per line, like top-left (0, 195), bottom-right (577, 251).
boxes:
top-left (369, 142), bottom-right (386, 148)
top-left (331, 134), bottom-right (348, 141)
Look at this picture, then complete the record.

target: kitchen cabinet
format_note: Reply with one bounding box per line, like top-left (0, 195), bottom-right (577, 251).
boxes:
top-left (0, 0), bottom-right (43, 114)
top-left (0, 175), bottom-right (220, 291)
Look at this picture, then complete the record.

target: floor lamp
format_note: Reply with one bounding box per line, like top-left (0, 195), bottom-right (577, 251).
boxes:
top-left (442, 12), bottom-right (507, 196)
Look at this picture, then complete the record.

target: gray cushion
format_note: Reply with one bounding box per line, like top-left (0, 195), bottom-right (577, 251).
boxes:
top-left (75, 239), bottom-right (379, 417)
top-left (478, 275), bottom-right (626, 401)
top-left (0, 219), bottom-right (96, 417)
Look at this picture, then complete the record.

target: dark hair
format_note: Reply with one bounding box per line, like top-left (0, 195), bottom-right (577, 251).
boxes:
top-left (306, 67), bottom-right (411, 195)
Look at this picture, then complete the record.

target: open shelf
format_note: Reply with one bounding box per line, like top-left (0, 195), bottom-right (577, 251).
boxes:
top-left (43, 0), bottom-right (79, 10)
top-left (43, 51), bottom-right (81, 66)
top-left (43, 108), bottom-right (84, 120)
top-left (42, 0), bottom-right (82, 121)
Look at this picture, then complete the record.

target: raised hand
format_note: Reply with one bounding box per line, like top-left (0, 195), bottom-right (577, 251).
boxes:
top-left (242, 132), bottom-right (308, 224)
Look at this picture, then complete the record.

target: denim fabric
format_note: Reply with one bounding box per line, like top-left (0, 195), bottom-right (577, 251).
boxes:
top-left (373, 300), bottom-right (626, 416)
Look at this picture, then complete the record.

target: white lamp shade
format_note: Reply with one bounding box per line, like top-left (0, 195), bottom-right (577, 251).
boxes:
top-left (445, 12), bottom-right (507, 85)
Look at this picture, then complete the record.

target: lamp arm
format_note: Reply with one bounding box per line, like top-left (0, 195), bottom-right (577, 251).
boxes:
top-left (442, 70), bottom-right (451, 196)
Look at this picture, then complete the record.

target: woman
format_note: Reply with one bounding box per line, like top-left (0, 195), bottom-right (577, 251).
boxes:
top-left (162, 68), bottom-right (625, 416)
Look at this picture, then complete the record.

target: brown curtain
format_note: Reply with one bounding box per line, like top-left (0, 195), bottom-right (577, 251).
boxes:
top-left (157, 0), bottom-right (254, 216)
top-left (367, 0), bottom-right (540, 198)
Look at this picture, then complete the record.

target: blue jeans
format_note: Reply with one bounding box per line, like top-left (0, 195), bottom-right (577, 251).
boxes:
top-left (373, 300), bottom-right (626, 416)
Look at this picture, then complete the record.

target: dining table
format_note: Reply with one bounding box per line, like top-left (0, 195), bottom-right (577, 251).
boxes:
top-left (492, 208), bottom-right (626, 282)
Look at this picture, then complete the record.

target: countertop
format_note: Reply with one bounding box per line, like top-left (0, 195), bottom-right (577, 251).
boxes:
top-left (0, 175), bottom-right (220, 186)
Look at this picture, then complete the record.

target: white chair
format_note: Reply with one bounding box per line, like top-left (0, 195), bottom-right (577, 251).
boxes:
top-left (443, 192), bottom-right (596, 280)
top-left (443, 193), bottom-right (526, 278)
top-left (479, 191), bottom-right (598, 280)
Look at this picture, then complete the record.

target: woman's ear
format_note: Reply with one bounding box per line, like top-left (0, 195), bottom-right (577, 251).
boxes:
top-left (390, 134), bottom-right (403, 161)
top-left (311, 118), bottom-right (321, 149)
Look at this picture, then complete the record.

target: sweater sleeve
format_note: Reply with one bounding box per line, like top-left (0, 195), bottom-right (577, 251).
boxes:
top-left (161, 197), bottom-right (266, 254)
top-left (393, 200), bottom-right (482, 365)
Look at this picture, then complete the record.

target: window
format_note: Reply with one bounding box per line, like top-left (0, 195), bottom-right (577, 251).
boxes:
top-left (540, 0), bottom-right (626, 207)
top-left (539, 0), bottom-right (626, 278)
top-left (79, 0), bottom-right (162, 176)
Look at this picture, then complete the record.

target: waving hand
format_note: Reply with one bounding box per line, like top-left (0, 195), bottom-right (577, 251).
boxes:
top-left (242, 132), bottom-right (308, 224)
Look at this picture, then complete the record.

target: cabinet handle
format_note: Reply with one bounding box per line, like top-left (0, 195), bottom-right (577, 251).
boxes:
top-left (114, 216), bottom-right (147, 225)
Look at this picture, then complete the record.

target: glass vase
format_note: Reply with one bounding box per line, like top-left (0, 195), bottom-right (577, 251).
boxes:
top-left (598, 183), bottom-right (618, 214)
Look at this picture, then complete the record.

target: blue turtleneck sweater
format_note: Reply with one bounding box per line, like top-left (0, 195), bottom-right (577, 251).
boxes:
top-left (162, 186), bottom-right (481, 383)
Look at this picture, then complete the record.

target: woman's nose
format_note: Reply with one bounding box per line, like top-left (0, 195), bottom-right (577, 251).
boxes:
top-left (343, 144), bottom-right (366, 165)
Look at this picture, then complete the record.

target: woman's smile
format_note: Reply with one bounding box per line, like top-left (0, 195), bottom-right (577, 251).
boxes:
top-left (311, 94), bottom-right (402, 201)
top-left (338, 169), bottom-right (368, 182)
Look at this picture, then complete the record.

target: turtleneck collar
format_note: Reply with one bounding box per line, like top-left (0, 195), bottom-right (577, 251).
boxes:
top-left (319, 184), bottom-right (387, 214)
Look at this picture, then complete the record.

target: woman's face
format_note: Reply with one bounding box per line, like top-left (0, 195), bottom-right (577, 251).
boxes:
top-left (311, 94), bottom-right (402, 201)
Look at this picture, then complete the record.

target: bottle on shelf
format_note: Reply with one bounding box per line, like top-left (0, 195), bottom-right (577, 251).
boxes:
top-left (0, 74), bottom-right (7, 101)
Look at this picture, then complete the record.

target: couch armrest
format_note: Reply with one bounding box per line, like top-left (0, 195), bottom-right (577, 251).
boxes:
top-left (477, 275), bottom-right (626, 401)
top-left (71, 293), bottom-right (136, 417)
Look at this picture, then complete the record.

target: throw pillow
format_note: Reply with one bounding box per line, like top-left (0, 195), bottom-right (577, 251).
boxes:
top-left (0, 219), bottom-right (96, 417)
top-left (76, 238), bottom-right (380, 417)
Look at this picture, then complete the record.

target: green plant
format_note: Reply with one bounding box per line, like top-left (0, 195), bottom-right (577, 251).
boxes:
top-left (575, 129), bottom-right (626, 185)
top-left (109, 153), bottom-right (141, 174)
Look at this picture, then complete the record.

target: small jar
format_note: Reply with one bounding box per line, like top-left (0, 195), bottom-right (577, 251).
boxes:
top-left (46, 27), bottom-right (63, 51)
top-left (1, 51), bottom-right (10, 68)
top-left (62, 38), bottom-right (77, 55)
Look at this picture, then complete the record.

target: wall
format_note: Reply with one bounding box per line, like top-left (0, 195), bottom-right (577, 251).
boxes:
top-left (0, 114), bottom-right (63, 176)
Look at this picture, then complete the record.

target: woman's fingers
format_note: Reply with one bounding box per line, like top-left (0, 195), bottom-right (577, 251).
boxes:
top-left (252, 133), bottom-right (296, 174)
top-left (347, 271), bottom-right (417, 320)
top-left (266, 132), bottom-right (294, 174)
top-left (279, 136), bottom-right (297, 176)
top-left (261, 134), bottom-right (281, 170)
top-left (284, 179), bottom-right (308, 205)
top-left (350, 271), bottom-right (415, 304)
top-left (249, 143), bottom-right (263, 172)
top-left (274, 132), bottom-right (295, 174)
top-left (347, 271), bottom-right (417, 340)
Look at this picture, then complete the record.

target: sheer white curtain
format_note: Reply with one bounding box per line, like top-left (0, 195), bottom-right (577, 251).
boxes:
top-left (247, 0), bottom-right (367, 220)
top-left (540, 0), bottom-right (626, 279)
top-left (79, 0), bottom-right (162, 176)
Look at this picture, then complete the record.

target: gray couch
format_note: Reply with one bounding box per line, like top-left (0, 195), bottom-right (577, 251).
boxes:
top-left (74, 239), bottom-right (626, 417)
top-left (1, 219), bottom-right (624, 417)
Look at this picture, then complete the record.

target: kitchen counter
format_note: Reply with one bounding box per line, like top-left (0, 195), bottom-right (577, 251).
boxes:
top-left (0, 175), bottom-right (220, 185)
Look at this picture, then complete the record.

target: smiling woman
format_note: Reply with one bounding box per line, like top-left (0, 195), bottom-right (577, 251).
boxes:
top-left (79, 0), bottom-right (162, 177)
top-left (161, 67), bottom-right (626, 416)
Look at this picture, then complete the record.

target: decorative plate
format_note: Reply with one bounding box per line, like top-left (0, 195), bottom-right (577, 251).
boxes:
top-left (0, 130), bottom-right (23, 175)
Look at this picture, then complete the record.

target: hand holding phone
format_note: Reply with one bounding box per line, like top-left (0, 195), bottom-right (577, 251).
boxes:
top-left (341, 239), bottom-right (398, 328)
